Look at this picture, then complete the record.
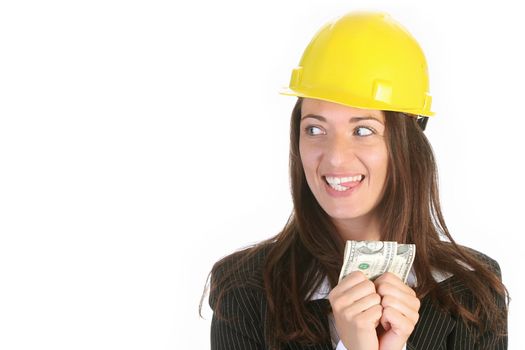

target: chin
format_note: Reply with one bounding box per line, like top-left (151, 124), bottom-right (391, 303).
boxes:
top-left (322, 206), bottom-right (363, 220)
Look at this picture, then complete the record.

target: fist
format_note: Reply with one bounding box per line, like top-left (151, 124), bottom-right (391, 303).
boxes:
top-left (328, 271), bottom-right (382, 350)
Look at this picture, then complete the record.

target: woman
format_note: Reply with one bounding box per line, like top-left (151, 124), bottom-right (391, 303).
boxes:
top-left (202, 11), bottom-right (508, 350)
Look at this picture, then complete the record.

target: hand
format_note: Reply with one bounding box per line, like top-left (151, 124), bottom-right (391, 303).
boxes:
top-left (374, 272), bottom-right (420, 350)
top-left (328, 271), bottom-right (382, 350)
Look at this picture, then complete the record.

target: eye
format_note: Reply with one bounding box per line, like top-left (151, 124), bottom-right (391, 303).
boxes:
top-left (304, 125), bottom-right (324, 136)
top-left (354, 126), bottom-right (375, 137)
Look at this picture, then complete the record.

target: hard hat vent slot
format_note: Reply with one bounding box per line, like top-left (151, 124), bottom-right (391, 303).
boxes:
top-left (373, 80), bottom-right (392, 104)
top-left (290, 67), bottom-right (303, 89)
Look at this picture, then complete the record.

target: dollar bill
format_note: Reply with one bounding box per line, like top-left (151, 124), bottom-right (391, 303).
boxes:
top-left (338, 240), bottom-right (416, 283)
top-left (389, 243), bottom-right (416, 283)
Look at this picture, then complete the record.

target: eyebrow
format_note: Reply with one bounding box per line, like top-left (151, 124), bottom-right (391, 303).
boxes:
top-left (300, 114), bottom-right (384, 124)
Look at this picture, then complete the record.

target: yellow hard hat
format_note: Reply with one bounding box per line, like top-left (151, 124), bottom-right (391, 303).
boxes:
top-left (281, 11), bottom-right (434, 117)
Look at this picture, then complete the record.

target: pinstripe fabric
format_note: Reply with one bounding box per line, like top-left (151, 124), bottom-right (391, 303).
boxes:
top-left (209, 247), bottom-right (507, 350)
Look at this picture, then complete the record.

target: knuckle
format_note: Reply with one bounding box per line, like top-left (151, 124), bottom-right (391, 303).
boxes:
top-left (350, 270), bottom-right (366, 281)
top-left (364, 279), bottom-right (376, 291)
top-left (414, 297), bottom-right (421, 310)
top-left (343, 310), bottom-right (354, 323)
top-left (382, 272), bottom-right (394, 279)
top-left (376, 282), bottom-right (389, 295)
top-left (342, 271), bottom-right (366, 287)
top-left (372, 304), bottom-right (383, 314)
top-left (379, 272), bottom-right (395, 283)
top-left (381, 294), bottom-right (393, 306)
top-left (330, 298), bottom-right (343, 313)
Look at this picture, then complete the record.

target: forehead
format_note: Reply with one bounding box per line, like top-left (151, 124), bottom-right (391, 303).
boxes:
top-left (301, 98), bottom-right (385, 122)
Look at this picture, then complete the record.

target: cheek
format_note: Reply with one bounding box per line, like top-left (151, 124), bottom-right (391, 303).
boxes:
top-left (363, 145), bottom-right (389, 178)
top-left (376, 152), bottom-right (389, 180)
top-left (299, 142), bottom-right (319, 172)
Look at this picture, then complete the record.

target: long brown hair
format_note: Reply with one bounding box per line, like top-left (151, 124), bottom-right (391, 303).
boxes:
top-left (202, 97), bottom-right (508, 348)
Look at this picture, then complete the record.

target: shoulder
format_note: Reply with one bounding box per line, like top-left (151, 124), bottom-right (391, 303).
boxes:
top-left (432, 243), bottom-right (503, 295)
top-left (458, 244), bottom-right (502, 277)
top-left (208, 243), bottom-right (272, 311)
top-left (211, 243), bottom-right (271, 288)
top-left (208, 245), bottom-right (272, 347)
top-left (439, 242), bottom-right (502, 276)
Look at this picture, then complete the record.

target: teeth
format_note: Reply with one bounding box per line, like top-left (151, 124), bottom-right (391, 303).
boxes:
top-left (330, 183), bottom-right (349, 191)
top-left (325, 175), bottom-right (363, 185)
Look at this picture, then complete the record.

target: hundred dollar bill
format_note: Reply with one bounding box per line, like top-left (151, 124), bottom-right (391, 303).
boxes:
top-left (338, 240), bottom-right (416, 283)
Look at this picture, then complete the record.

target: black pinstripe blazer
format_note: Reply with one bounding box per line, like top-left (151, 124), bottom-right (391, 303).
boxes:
top-left (209, 246), bottom-right (507, 350)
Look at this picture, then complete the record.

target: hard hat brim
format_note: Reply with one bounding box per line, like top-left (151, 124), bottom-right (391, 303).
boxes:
top-left (279, 87), bottom-right (435, 117)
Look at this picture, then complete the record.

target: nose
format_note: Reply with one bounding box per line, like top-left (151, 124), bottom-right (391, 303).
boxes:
top-left (325, 133), bottom-right (356, 167)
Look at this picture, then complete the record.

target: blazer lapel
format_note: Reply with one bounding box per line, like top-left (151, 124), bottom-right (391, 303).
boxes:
top-left (407, 295), bottom-right (456, 349)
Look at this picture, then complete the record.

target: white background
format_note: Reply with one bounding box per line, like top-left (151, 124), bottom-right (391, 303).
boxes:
top-left (0, 0), bottom-right (523, 349)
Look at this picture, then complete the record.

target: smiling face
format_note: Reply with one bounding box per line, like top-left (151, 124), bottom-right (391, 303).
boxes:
top-left (299, 98), bottom-right (389, 238)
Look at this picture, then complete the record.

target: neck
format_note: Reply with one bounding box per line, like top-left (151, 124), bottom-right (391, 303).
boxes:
top-left (332, 213), bottom-right (381, 242)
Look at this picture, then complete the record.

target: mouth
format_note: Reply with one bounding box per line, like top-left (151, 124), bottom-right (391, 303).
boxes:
top-left (323, 174), bottom-right (365, 192)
